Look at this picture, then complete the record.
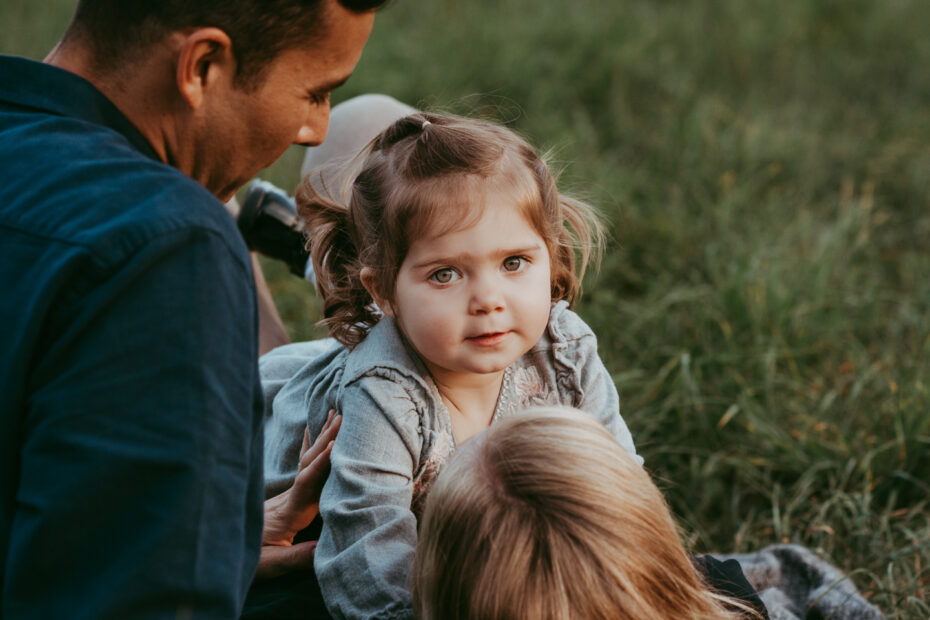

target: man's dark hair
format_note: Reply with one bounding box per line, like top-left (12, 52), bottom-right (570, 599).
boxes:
top-left (65, 0), bottom-right (387, 87)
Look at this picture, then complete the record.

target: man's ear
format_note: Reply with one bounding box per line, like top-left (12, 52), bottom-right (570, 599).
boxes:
top-left (175, 28), bottom-right (235, 109)
top-left (360, 267), bottom-right (394, 319)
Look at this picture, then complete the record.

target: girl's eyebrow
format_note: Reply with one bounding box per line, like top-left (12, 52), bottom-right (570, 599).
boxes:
top-left (411, 243), bottom-right (545, 270)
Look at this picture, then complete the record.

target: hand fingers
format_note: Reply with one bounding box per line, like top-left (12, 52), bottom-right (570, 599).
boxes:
top-left (319, 413), bottom-right (341, 446)
top-left (297, 410), bottom-right (329, 461)
top-left (300, 426), bottom-right (310, 457)
top-left (299, 411), bottom-right (341, 471)
top-left (321, 408), bottom-right (336, 433)
top-left (254, 541), bottom-right (318, 581)
top-left (292, 440), bottom-right (334, 506)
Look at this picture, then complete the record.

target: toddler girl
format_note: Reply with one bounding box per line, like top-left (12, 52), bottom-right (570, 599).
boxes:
top-left (260, 112), bottom-right (639, 619)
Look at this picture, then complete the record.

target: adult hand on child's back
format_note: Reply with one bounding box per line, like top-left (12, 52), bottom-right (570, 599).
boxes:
top-left (256, 410), bottom-right (341, 580)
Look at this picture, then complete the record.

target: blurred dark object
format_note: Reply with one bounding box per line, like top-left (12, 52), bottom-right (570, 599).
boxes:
top-left (238, 179), bottom-right (313, 280)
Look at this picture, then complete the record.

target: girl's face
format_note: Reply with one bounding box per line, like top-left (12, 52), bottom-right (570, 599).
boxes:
top-left (383, 199), bottom-right (552, 387)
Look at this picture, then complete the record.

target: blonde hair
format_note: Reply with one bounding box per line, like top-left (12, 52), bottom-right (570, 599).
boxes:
top-left (412, 408), bottom-right (761, 620)
top-left (296, 112), bottom-right (603, 347)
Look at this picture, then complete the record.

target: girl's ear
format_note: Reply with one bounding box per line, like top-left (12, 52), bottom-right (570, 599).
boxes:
top-left (360, 267), bottom-right (395, 319)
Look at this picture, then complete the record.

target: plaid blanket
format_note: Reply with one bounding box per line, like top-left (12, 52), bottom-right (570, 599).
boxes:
top-left (717, 544), bottom-right (884, 619)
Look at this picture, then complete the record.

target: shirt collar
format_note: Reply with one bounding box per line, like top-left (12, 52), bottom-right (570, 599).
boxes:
top-left (0, 54), bottom-right (160, 161)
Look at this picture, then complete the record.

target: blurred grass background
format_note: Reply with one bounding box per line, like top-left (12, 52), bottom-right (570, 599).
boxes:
top-left (4, 0), bottom-right (928, 615)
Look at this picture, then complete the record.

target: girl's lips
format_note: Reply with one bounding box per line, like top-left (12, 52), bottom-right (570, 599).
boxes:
top-left (466, 331), bottom-right (510, 346)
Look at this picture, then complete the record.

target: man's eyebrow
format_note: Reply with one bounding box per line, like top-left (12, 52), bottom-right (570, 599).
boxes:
top-left (313, 73), bottom-right (353, 93)
top-left (411, 244), bottom-right (545, 270)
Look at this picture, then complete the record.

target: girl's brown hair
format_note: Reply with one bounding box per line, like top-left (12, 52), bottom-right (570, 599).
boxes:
top-left (412, 407), bottom-right (763, 620)
top-left (296, 112), bottom-right (603, 347)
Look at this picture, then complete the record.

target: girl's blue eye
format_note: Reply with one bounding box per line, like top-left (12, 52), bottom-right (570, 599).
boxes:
top-left (430, 268), bottom-right (458, 284)
top-left (503, 257), bottom-right (525, 272)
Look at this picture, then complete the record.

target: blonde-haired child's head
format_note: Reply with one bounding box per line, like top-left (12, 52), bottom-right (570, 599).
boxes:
top-left (412, 407), bottom-right (759, 620)
top-left (298, 112), bottom-right (602, 348)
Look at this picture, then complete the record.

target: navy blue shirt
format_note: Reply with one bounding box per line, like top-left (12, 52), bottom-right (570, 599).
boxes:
top-left (0, 55), bottom-right (264, 618)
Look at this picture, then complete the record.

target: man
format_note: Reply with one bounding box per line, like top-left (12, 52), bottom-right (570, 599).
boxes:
top-left (0, 0), bottom-right (379, 616)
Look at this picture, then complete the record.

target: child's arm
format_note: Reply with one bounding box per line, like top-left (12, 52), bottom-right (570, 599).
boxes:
top-left (575, 339), bottom-right (643, 465)
top-left (314, 374), bottom-right (424, 620)
top-left (550, 303), bottom-right (643, 465)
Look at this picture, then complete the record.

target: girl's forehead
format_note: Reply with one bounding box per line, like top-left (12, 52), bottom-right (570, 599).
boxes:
top-left (417, 198), bottom-right (535, 245)
top-left (412, 171), bottom-right (541, 240)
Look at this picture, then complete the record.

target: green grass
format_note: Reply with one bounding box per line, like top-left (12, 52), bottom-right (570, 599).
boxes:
top-left (4, 0), bottom-right (929, 615)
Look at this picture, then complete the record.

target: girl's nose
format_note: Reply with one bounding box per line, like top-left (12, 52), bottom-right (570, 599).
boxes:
top-left (468, 276), bottom-right (506, 315)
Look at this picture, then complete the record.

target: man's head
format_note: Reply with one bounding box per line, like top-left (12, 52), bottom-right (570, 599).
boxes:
top-left (53, 0), bottom-right (385, 200)
top-left (62, 0), bottom-right (386, 88)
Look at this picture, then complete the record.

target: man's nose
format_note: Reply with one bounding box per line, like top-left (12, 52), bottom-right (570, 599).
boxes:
top-left (295, 104), bottom-right (331, 147)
